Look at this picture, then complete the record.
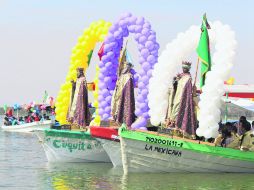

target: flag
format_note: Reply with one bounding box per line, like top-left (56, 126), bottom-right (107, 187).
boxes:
top-left (43, 90), bottom-right (48, 103)
top-left (87, 49), bottom-right (94, 66)
top-left (196, 13), bottom-right (211, 88)
top-left (98, 43), bottom-right (104, 61)
top-left (87, 82), bottom-right (95, 91)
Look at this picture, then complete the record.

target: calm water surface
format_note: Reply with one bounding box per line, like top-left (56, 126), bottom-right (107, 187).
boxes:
top-left (1, 121), bottom-right (254, 189)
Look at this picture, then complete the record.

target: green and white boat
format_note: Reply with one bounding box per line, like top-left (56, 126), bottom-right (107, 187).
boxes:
top-left (119, 127), bottom-right (254, 173)
top-left (35, 129), bottom-right (111, 163)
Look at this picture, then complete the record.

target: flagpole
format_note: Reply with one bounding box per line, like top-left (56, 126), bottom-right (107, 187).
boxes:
top-left (224, 92), bottom-right (229, 122)
top-left (193, 58), bottom-right (200, 87)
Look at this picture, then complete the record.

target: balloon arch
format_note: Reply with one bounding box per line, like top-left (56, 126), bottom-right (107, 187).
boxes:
top-left (148, 21), bottom-right (237, 138)
top-left (98, 13), bottom-right (159, 129)
top-left (55, 20), bottom-right (111, 125)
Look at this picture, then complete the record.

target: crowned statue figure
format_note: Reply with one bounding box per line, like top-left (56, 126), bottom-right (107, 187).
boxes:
top-left (111, 48), bottom-right (136, 128)
top-left (67, 67), bottom-right (91, 128)
top-left (165, 61), bottom-right (197, 137)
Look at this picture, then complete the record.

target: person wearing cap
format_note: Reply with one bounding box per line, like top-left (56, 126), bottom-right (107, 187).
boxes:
top-left (165, 61), bottom-right (197, 138)
top-left (111, 49), bottom-right (135, 129)
top-left (67, 67), bottom-right (91, 128)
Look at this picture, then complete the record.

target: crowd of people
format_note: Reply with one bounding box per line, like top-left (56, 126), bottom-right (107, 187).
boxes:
top-left (213, 116), bottom-right (254, 151)
top-left (3, 109), bottom-right (51, 126)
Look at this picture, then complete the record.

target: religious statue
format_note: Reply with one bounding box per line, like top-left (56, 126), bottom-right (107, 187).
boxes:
top-left (67, 67), bottom-right (91, 128)
top-left (111, 49), bottom-right (135, 128)
top-left (165, 61), bottom-right (197, 137)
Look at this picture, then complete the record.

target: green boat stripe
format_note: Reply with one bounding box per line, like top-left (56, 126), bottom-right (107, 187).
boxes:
top-left (119, 128), bottom-right (254, 162)
top-left (44, 129), bottom-right (93, 140)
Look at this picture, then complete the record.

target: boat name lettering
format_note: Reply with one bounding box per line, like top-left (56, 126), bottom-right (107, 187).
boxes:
top-left (52, 140), bottom-right (99, 152)
top-left (145, 137), bottom-right (183, 148)
top-left (145, 144), bottom-right (182, 157)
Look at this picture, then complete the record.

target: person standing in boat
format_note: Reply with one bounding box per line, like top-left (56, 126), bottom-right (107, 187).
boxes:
top-left (165, 61), bottom-right (197, 138)
top-left (111, 49), bottom-right (135, 129)
top-left (67, 67), bottom-right (91, 128)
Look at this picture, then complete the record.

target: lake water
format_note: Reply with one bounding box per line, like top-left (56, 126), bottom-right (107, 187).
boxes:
top-left (1, 120), bottom-right (254, 189)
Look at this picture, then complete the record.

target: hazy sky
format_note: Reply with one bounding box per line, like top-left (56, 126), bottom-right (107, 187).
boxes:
top-left (0, 0), bottom-right (253, 105)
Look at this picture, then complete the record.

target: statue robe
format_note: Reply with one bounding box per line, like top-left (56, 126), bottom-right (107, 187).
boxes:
top-left (166, 73), bottom-right (196, 136)
top-left (67, 76), bottom-right (91, 127)
top-left (111, 73), bottom-right (135, 128)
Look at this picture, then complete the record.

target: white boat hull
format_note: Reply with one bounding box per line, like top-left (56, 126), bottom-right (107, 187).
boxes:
top-left (121, 138), bottom-right (254, 173)
top-left (1, 121), bottom-right (52, 133)
top-left (35, 130), bottom-right (111, 163)
top-left (97, 139), bottom-right (122, 167)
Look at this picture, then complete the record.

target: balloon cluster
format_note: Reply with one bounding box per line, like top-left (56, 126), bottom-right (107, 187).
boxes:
top-left (98, 12), bottom-right (159, 129)
top-left (149, 21), bottom-right (237, 138)
top-left (197, 21), bottom-right (237, 138)
top-left (55, 20), bottom-right (111, 124)
top-left (149, 25), bottom-right (200, 126)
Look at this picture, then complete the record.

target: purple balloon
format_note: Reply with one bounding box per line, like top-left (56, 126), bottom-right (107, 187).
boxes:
top-left (148, 34), bottom-right (156, 41)
top-left (101, 101), bottom-right (107, 109)
top-left (141, 76), bottom-right (149, 85)
top-left (135, 33), bottom-right (142, 41)
top-left (139, 69), bottom-right (146, 77)
top-left (142, 112), bottom-right (150, 119)
top-left (139, 126), bottom-right (147, 130)
top-left (114, 31), bottom-right (122, 39)
top-left (102, 113), bottom-right (110, 120)
top-left (119, 20), bottom-right (128, 27)
top-left (98, 95), bottom-right (104, 102)
top-left (98, 61), bottom-right (104, 68)
top-left (142, 62), bottom-right (150, 72)
top-left (137, 94), bottom-right (143, 102)
top-left (138, 82), bottom-right (145, 89)
top-left (122, 29), bottom-right (129, 37)
top-left (99, 82), bottom-right (106, 89)
top-left (140, 48), bottom-right (149, 57)
top-left (141, 89), bottom-right (148, 97)
top-left (135, 25), bottom-right (142, 33)
top-left (102, 89), bottom-right (109, 98)
top-left (140, 103), bottom-right (146, 109)
top-left (105, 106), bottom-right (111, 113)
top-left (105, 33), bottom-right (114, 42)
top-left (105, 96), bottom-right (111, 103)
top-left (101, 55), bottom-right (109, 62)
top-left (147, 69), bottom-right (153, 78)
top-left (135, 108), bottom-right (141, 116)
top-left (145, 41), bottom-right (154, 50)
top-left (128, 25), bottom-right (136, 32)
top-left (139, 56), bottom-right (146, 64)
top-left (136, 17), bottom-right (145, 25)
top-left (141, 28), bottom-right (150, 36)
top-left (128, 16), bottom-right (137, 24)
top-left (104, 77), bottom-right (111, 84)
top-left (147, 55), bottom-right (155, 63)
top-left (105, 61), bottom-right (113, 68)
top-left (143, 22), bottom-right (151, 29)
top-left (139, 36), bottom-right (147, 44)
top-left (99, 108), bottom-right (104, 115)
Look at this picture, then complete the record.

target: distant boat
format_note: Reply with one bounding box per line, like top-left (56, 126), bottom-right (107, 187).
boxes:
top-left (35, 129), bottom-right (111, 163)
top-left (1, 120), bottom-right (52, 133)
